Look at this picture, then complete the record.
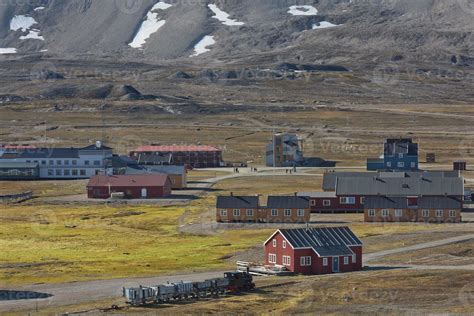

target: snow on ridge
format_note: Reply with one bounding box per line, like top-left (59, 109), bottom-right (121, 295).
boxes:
top-left (129, 1), bottom-right (172, 49)
top-left (20, 29), bottom-right (44, 40)
top-left (288, 5), bottom-right (318, 16)
top-left (34, 6), bottom-right (45, 11)
top-left (10, 15), bottom-right (44, 41)
top-left (208, 4), bottom-right (244, 26)
top-left (190, 35), bottom-right (215, 57)
top-left (0, 48), bottom-right (17, 54)
top-left (312, 21), bottom-right (340, 29)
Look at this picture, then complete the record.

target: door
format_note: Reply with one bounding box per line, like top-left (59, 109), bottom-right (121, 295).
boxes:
top-left (332, 257), bottom-right (339, 273)
top-left (141, 188), bottom-right (147, 198)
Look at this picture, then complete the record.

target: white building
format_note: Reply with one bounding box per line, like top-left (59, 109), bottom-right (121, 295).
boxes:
top-left (0, 142), bottom-right (113, 179)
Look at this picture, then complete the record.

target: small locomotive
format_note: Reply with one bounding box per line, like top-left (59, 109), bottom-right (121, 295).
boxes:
top-left (123, 271), bottom-right (255, 306)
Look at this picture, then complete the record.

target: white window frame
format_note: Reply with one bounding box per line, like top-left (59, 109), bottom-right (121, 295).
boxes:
top-left (284, 209), bottom-right (291, 217)
top-left (282, 240), bottom-right (286, 249)
top-left (246, 209), bottom-right (254, 217)
top-left (282, 255), bottom-right (291, 266)
top-left (395, 209), bottom-right (403, 217)
top-left (344, 256), bottom-right (349, 265)
top-left (397, 162), bottom-right (405, 168)
top-left (386, 161), bottom-right (392, 167)
top-left (322, 258), bottom-right (328, 266)
top-left (233, 209), bottom-right (240, 217)
top-left (340, 197), bottom-right (356, 205)
top-left (352, 254), bottom-right (356, 263)
top-left (436, 209), bottom-right (443, 218)
top-left (323, 199), bottom-right (331, 206)
top-left (268, 253), bottom-right (276, 264)
top-left (271, 209), bottom-right (278, 217)
top-left (310, 200), bottom-right (316, 206)
top-left (300, 256), bottom-right (311, 266)
top-left (381, 209), bottom-right (389, 217)
top-left (398, 153), bottom-right (404, 159)
top-left (368, 209), bottom-right (375, 217)
top-left (272, 239), bottom-right (277, 247)
top-left (360, 197), bottom-right (365, 204)
top-left (297, 209), bottom-right (305, 217)
top-left (422, 209), bottom-right (429, 217)
top-left (411, 162), bottom-right (416, 168)
top-left (220, 209), bottom-right (227, 216)
top-left (449, 210), bottom-right (456, 217)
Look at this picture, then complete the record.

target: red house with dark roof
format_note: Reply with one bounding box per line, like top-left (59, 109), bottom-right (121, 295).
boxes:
top-left (264, 227), bottom-right (363, 275)
top-left (87, 174), bottom-right (171, 199)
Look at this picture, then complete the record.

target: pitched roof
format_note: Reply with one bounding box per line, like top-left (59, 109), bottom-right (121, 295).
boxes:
top-left (268, 227), bottom-right (362, 257)
top-left (80, 144), bottom-right (113, 151)
top-left (266, 196), bottom-right (310, 209)
top-left (336, 177), bottom-right (464, 196)
top-left (87, 174), bottom-right (170, 187)
top-left (323, 171), bottom-right (460, 191)
top-left (134, 145), bottom-right (221, 152)
top-left (216, 196), bottom-right (259, 209)
top-left (418, 197), bottom-right (462, 209)
top-left (364, 196), bottom-right (408, 209)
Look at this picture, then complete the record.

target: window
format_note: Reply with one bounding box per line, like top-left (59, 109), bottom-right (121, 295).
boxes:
top-left (93, 160), bottom-right (101, 166)
top-left (322, 258), bottom-right (328, 266)
top-left (352, 254), bottom-right (356, 263)
top-left (247, 209), bottom-right (254, 217)
top-left (282, 241), bottom-right (286, 249)
top-left (72, 169), bottom-right (78, 176)
top-left (340, 197), bottom-right (356, 204)
top-left (387, 162), bottom-right (392, 167)
top-left (49, 160), bottom-right (54, 165)
top-left (64, 169), bottom-right (70, 176)
top-left (411, 162), bottom-right (416, 168)
top-left (56, 169), bottom-right (62, 176)
top-left (284, 209), bottom-right (291, 217)
top-left (282, 256), bottom-right (291, 266)
top-left (272, 239), bottom-right (277, 247)
top-left (422, 209), bottom-right (429, 217)
top-left (368, 209), bottom-right (375, 217)
top-left (271, 209), bottom-right (278, 216)
top-left (300, 256), bottom-right (311, 266)
top-left (33, 160), bottom-right (38, 164)
top-left (397, 162), bottom-right (405, 168)
top-left (48, 169), bottom-right (53, 176)
top-left (311, 200), bottom-right (316, 206)
top-left (85, 160), bottom-right (90, 166)
top-left (399, 153), bottom-right (404, 159)
top-left (233, 209), bottom-right (240, 217)
top-left (297, 209), bottom-right (305, 217)
top-left (323, 199), bottom-right (331, 206)
top-left (395, 209), bottom-right (403, 217)
top-left (220, 209), bottom-right (227, 216)
top-left (64, 160), bottom-right (69, 165)
top-left (382, 209), bottom-right (389, 217)
top-left (360, 197), bottom-right (365, 204)
top-left (80, 169), bottom-right (86, 176)
top-left (41, 160), bottom-right (46, 165)
top-left (26, 160), bottom-right (30, 163)
top-left (268, 253), bottom-right (276, 264)
top-left (344, 256), bottom-right (349, 265)
top-left (72, 160), bottom-right (77, 165)
top-left (56, 160), bottom-right (62, 165)
top-left (436, 209), bottom-right (443, 218)
top-left (449, 210), bottom-right (457, 217)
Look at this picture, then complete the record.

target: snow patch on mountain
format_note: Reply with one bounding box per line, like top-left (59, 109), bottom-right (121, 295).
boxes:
top-left (313, 21), bottom-right (340, 29)
top-left (190, 35), bottom-right (215, 57)
top-left (288, 5), bottom-right (318, 16)
top-left (0, 48), bottom-right (17, 54)
top-left (208, 4), bottom-right (244, 26)
top-left (128, 1), bottom-right (172, 49)
top-left (34, 6), bottom-right (45, 11)
top-left (10, 15), bottom-right (44, 41)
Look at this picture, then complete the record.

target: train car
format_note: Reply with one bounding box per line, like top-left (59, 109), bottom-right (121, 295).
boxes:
top-left (123, 272), bottom-right (255, 306)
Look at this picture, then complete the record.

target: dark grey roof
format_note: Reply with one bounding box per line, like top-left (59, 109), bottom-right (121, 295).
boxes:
top-left (80, 144), bottom-right (113, 151)
top-left (266, 196), bottom-right (310, 209)
top-left (323, 171), bottom-right (460, 192)
top-left (384, 138), bottom-right (418, 156)
top-left (216, 196), bottom-right (259, 209)
top-left (0, 162), bottom-right (39, 169)
top-left (365, 196), bottom-right (408, 209)
top-left (297, 192), bottom-right (336, 198)
top-left (336, 177), bottom-right (464, 196)
top-left (277, 227), bottom-right (362, 257)
top-left (418, 197), bottom-right (462, 209)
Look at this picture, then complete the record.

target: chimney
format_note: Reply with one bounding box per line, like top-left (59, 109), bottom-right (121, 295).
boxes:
top-left (96, 140), bottom-right (102, 149)
top-left (230, 192), bottom-right (233, 196)
top-left (294, 192), bottom-right (298, 197)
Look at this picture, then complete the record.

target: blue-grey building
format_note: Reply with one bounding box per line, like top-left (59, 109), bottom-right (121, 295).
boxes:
top-left (383, 138), bottom-right (419, 171)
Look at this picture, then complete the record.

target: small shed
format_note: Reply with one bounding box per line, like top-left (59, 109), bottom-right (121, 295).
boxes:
top-left (453, 160), bottom-right (467, 171)
top-left (87, 174), bottom-right (171, 199)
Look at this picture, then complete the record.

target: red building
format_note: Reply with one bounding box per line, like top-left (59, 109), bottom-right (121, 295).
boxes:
top-left (87, 174), bottom-right (171, 199)
top-left (264, 227), bottom-right (363, 275)
top-left (298, 192), bottom-right (365, 213)
top-left (130, 145), bottom-right (223, 168)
